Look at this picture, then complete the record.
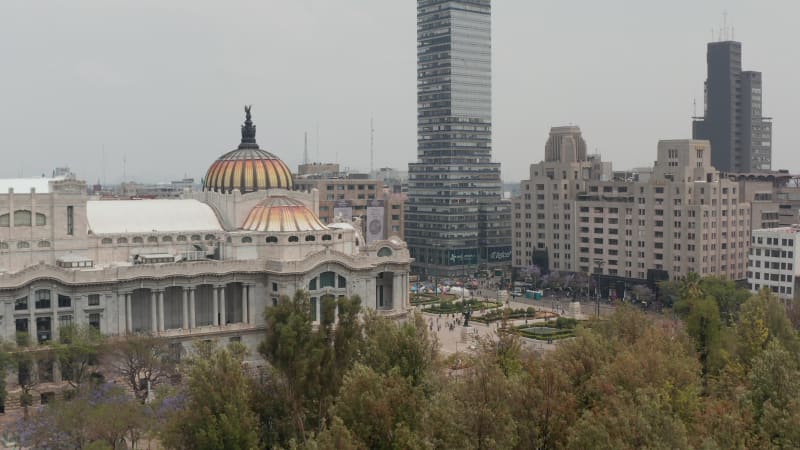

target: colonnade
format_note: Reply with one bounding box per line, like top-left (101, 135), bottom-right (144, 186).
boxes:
top-left (121, 282), bottom-right (256, 334)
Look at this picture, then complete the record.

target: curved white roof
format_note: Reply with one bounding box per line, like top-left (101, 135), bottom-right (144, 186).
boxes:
top-left (87, 199), bottom-right (223, 234)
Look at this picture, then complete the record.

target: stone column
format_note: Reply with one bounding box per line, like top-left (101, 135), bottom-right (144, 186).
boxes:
top-left (125, 293), bottom-right (132, 334)
top-left (212, 286), bottom-right (219, 326)
top-left (219, 285), bottom-right (227, 326)
top-left (247, 284), bottom-right (256, 324)
top-left (150, 290), bottom-right (158, 333)
top-left (188, 287), bottom-right (196, 329)
top-left (182, 288), bottom-right (189, 329)
top-left (157, 290), bottom-right (165, 332)
top-left (241, 285), bottom-right (248, 324)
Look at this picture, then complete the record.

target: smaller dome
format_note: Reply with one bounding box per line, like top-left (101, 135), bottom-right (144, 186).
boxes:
top-left (242, 196), bottom-right (327, 232)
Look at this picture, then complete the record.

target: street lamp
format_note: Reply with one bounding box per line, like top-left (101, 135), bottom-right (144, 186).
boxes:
top-left (593, 258), bottom-right (604, 318)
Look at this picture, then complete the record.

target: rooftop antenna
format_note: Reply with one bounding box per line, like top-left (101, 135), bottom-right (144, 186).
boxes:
top-left (370, 115), bottom-right (374, 174)
top-left (101, 144), bottom-right (106, 186)
top-left (303, 131), bottom-right (309, 165)
top-left (693, 98), bottom-right (697, 117)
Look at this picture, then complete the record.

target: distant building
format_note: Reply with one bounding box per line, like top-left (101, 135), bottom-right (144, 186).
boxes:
top-left (692, 40), bottom-right (772, 172)
top-left (747, 226), bottom-right (800, 302)
top-left (295, 171), bottom-right (405, 241)
top-left (514, 132), bottom-right (751, 284)
top-left (407, 0), bottom-right (511, 278)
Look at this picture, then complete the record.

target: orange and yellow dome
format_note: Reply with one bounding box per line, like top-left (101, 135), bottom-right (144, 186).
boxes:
top-left (242, 196), bottom-right (327, 232)
top-left (203, 106), bottom-right (294, 194)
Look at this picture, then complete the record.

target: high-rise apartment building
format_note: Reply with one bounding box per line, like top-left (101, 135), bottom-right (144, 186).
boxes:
top-left (692, 40), bottom-right (772, 173)
top-left (406, 0), bottom-right (511, 278)
top-left (747, 226), bottom-right (800, 302)
top-left (514, 133), bottom-right (751, 285)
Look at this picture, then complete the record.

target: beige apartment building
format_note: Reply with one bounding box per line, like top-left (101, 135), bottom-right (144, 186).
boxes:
top-left (513, 128), bottom-right (751, 283)
top-left (294, 167), bottom-right (405, 240)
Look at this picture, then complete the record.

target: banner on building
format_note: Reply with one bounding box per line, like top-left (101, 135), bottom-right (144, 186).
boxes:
top-left (487, 246), bottom-right (513, 262)
top-left (366, 200), bottom-right (385, 243)
top-left (333, 200), bottom-right (353, 222)
top-left (447, 248), bottom-right (478, 265)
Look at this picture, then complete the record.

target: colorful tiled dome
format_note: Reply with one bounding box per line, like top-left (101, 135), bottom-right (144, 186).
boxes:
top-left (241, 196), bottom-right (327, 232)
top-left (203, 106), bottom-right (294, 194)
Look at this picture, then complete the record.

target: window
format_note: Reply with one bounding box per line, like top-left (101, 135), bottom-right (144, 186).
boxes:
top-left (377, 247), bottom-right (393, 257)
top-left (36, 213), bottom-right (46, 226)
top-left (320, 271), bottom-right (336, 288)
top-left (88, 294), bottom-right (100, 306)
top-left (272, 282), bottom-right (278, 292)
top-left (241, 236), bottom-right (253, 243)
top-left (133, 237), bottom-right (144, 243)
top-left (147, 236), bottom-right (158, 243)
top-left (101, 238), bottom-right (113, 244)
top-left (191, 234), bottom-right (201, 241)
top-left (177, 235), bottom-right (187, 242)
top-left (15, 296), bottom-right (28, 311)
top-left (305, 235), bottom-right (316, 242)
top-left (288, 236), bottom-right (299, 243)
top-left (322, 234), bottom-right (332, 241)
top-left (117, 237), bottom-right (128, 244)
top-left (17, 241), bottom-right (30, 249)
top-left (89, 313), bottom-right (101, 330)
top-left (162, 236), bottom-right (173, 242)
top-left (59, 315), bottom-right (73, 329)
top-left (35, 289), bottom-right (51, 309)
top-left (338, 275), bottom-right (347, 288)
top-left (309, 278), bottom-right (317, 291)
top-left (67, 206), bottom-right (74, 235)
top-left (310, 297), bottom-right (318, 321)
top-left (14, 210), bottom-right (32, 226)
top-left (58, 294), bottom-right (71, 308)
top-left (266, 236), bottom-right (278, 243)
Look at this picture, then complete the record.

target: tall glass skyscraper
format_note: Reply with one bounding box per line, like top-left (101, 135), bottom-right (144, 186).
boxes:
top-left (406, 0), bottom-right (511, 279)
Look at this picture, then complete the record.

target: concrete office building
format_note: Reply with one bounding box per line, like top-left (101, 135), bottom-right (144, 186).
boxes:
top-left (407, 0), bottom-right (511, 278)
top-left (692, 40), bottom-right (772, 172)
top-left (514, 132), bottom-right (751, 285)
top-left (747, 226), bottom-right (800, 302)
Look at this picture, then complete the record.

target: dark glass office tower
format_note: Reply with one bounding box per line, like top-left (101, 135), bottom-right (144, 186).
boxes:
top-left (692, 40), bottom-right (772, 172)
top-left (406, 0), bottom-right (511, 279)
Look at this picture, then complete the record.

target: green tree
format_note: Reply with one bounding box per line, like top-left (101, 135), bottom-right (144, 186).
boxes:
top-left (736, 289), bottom-right (800, 368)
top-left (161, 342), bottom-right (260, 450)
top-left (258, 291), bottom-right (364, 442)
top-left (747, 340), bottom-right (800, 448)
top-left (54, 324), bottom-right (105, 390)
top-left (331, 364), bottom-right (426, 450)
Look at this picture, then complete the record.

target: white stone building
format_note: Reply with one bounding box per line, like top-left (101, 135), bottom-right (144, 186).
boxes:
top-left (0, 108), bottom-right (411, 404)
top-left (747, 226), bottom-right (800, 302)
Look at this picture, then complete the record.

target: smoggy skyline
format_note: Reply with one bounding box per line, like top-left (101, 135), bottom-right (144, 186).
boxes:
top-left (1, 0), bottom-right (798, 184)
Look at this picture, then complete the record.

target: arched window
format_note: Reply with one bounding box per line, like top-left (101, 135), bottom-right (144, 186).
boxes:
top-left (38, 240), bottom-right (51, 248)
top-left (147, 236), bottom-right (158, 243)
top-left (308, 278), bottom-right (317, 291)
top-left (356, 239), bottom-right (360, 246)
top-left (133, 237), bottom-right (144, 244)
top-left (101, 238), bottom-right (112, 245)
top-left (191, 235), bottom-right (201, 241)
top-left (338, 233), bottom-right (342, 239)
top-left (35, 213), bottom-right (46, 226)
top-left (162, 236), bottom-right (173, 242)
top-left (0, 214), bottom-right (8, 227)
top-left (337, 275), bottom-right (347, 288)
top-left (117, 237), bottom-right (128, 244)
top-left (17, 241), bottom-right (30, 249)
top-left (14, 210), bottom-right (31, 226)
top-left (266, 236), bottom-right (278, 243)
top-left (241, 236), bottom-right (253, 243)
top-left (0, 242), bottom-right (8, 249)
top-left (288, 236), bottom-right (299, 243)
top-left (322, 234), bottom-right (332, 241)
top-left (320, 271), bottom-right (335, 288)
top-left (377, 247), bottom-right (393, 257)
top-left (305, 235), bottom-right (316, 242)
top-left (177, 235), bottom-right (187, 242)
top-left (204, 234), bottom-right (215, 241)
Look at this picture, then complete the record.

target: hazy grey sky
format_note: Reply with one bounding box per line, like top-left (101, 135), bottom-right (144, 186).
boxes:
top-left (1, 0), bottom-right (798, 184)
